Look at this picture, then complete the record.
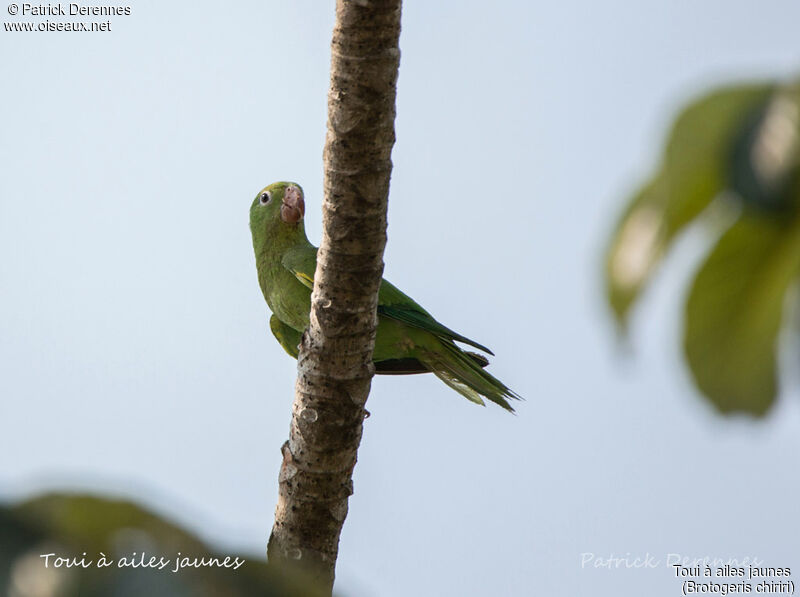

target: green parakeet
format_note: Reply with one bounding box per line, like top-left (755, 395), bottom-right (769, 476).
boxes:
top-left (250, 181), bottom-right (521, 411)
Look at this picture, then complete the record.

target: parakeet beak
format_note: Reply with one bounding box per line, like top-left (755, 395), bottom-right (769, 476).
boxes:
top-left (281, 185), bottom-right (305, 224)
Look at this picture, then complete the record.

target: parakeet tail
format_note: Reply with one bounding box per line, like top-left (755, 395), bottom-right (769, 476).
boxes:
top-left (421, 341), bottom-right (522, 412)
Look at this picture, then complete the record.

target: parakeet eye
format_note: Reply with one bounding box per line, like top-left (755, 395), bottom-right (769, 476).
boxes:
top-left (259, 191), bottom-right (271, 205)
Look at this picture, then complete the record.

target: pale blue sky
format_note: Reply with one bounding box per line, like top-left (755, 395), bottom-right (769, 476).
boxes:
top-left (2, 1), bottom-right (799, 596)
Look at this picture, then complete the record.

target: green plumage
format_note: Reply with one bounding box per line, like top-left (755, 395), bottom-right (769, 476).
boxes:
top-left (250, 181), bottom-right (521, 411)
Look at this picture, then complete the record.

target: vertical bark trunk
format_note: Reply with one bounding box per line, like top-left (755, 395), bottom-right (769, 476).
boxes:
top-left (267, 1), bottom-right (402, 593)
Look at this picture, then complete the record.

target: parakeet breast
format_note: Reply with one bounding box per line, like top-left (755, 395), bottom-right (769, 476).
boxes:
top-left (260, 262), bottom-right (312, 332)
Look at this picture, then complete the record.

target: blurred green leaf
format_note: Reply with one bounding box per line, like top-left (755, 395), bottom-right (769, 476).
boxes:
top-left (729, 84), bottom-right (800, 213)
top-left (1, 492), bottom-right (325, 597)
top-left (683, 213), bottom-right (800, 415)
top-left (606, 83), bottom-right (775, 327)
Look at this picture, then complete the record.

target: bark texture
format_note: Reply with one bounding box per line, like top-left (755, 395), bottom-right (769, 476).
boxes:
top-left (267, 0), bottom-right (402, 592)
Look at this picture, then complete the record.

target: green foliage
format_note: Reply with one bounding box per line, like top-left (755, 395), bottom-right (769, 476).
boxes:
top-left (0, 492), bottom-right (325, 597)
top-left (605, 80), bottom-right (800, 416)
top-left (684, 214), bottom-right (800, 414)
top-left (606, 83), bottom-right (776, 326)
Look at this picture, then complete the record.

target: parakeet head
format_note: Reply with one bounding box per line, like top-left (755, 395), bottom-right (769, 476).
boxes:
top-left (250, 181), bottom-right (305, 226)
top-left (250, 181), bottom-right (307, 253)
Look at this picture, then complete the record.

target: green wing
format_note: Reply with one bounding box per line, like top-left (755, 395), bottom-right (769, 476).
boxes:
top-left (281, 245), bottom-right (317, 290)
top-left (281, 244), bottom-right (494, 356)
top-left (377, 280), bottom-right (494, 355)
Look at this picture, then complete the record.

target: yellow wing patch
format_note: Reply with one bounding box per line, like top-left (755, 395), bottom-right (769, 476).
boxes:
top-left (292, 270), bottom-right (314, 289)
top-left (281, 246), bottom-right (318, 291)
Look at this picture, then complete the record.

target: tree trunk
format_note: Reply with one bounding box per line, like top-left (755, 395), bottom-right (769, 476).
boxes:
top-left (267, 0), bottom-right (402, 593)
